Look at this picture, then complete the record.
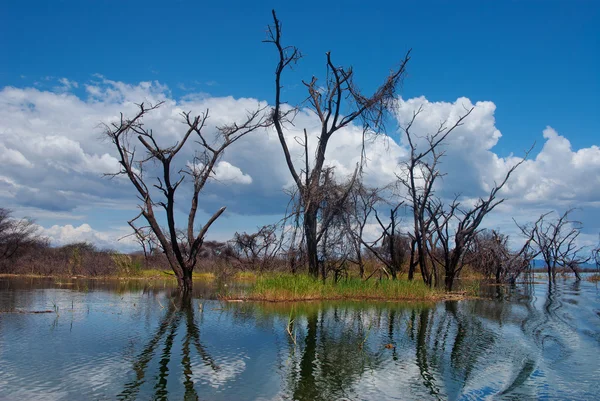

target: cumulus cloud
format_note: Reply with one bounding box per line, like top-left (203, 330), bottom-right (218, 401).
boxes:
top-left (213, 161), bottom-right (253, 184)
top-left (39, 223), bottom-right (137, 251)
top-left (393, 96), bottom-right (600, 243)
top-left (394, 97), bottom-right (600, 209)
top-left (0, 78), bottom-right (597, 248)
top-left (0, 143), bottom-right (32, 168)
top-left (187, 160), bottom-right (253, 185)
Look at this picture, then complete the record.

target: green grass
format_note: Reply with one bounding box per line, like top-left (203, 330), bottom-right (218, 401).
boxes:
top-left (232, 273), bottom-right (454, 302)
top-left (234, 271), bottom-right (258, 281)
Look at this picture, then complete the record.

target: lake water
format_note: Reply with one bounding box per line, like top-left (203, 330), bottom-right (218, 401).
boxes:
top-left (0, 276), bottom-right (598, 400)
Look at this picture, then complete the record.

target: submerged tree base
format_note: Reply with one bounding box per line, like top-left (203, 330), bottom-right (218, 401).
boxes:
top-left (222, 274), bottom-right (470, 302)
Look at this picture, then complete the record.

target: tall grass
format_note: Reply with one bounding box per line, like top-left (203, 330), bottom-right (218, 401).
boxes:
top-left (111, 253), bottom-right (143, 276)
top-left (242, 273), bottom-right (443, 301)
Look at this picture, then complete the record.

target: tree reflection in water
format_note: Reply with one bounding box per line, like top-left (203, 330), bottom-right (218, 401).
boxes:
top-left (280, 306), bottom-right (385, 401)
top-left (1, 277), bottom-right (597, 400)
top-left (118, 292), bottom-right (218, 401)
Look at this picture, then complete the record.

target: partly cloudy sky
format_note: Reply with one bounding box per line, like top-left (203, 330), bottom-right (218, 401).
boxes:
top-left (0, 1), bottom-right (598, 252)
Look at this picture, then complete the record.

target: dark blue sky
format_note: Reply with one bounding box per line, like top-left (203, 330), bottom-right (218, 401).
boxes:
top-left (2, 0), bottom-right (598, 154)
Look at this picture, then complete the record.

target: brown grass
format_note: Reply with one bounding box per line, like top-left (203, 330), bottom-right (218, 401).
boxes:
top-left (586, 273), bottom-right (600, 283)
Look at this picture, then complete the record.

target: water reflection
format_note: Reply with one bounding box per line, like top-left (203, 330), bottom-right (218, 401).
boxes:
top-left (0, 277), bottom-right (598, 400)
top-left (118, 291), bottom-right (217, 400)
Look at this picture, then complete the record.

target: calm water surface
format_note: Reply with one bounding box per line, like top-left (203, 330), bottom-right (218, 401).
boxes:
top-left (0, 277), bottom-right (598, 400)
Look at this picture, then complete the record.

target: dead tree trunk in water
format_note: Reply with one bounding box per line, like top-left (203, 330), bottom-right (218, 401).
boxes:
top-left (427, 153), bottom-right (529, 291)
top-left (104, 103), bottom-right (266, 291)
top-left (517, 209), bottom-right (590, 283)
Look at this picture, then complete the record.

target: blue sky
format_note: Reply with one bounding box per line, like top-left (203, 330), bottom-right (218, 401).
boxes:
top-left (2, 0), bottom-right (598, 151)
top-left (0, 0), bottom-right (599, 250)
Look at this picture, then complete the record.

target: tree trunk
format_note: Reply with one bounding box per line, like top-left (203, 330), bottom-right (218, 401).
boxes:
top-left (408, 241), bottom-right (416, 280)
top-left (444, 271), bottom-right (455, 292)
top-left (356, 247), bottom-right (364, 279)
top-left (175, 266), bottom-right (194, 292)
top-left (304, 208), bottom-right (319, 278)
top-left (183, 268), bottom-right (193, 292)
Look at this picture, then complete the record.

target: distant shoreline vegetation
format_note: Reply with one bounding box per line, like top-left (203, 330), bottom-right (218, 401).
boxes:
top-left (1, 206), bottom-right (598, 301)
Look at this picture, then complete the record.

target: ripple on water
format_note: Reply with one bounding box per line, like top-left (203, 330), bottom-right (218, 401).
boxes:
top-left (0, 278), bottom-right (599, 400)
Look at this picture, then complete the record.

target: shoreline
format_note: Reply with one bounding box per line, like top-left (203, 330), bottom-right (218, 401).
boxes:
top-left (0, 272), bottom-right (475, 302)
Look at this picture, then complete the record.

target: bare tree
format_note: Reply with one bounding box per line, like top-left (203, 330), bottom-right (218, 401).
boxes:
top-left (517, 209), bottom-right (589, 282)
top-left (0, 208), bottom-right (47, 271)
top-left (119, 221), bottom-right (159, 269)
top-left (397, 106), bottom-right (473, 285)
top-left (358, 204), bottom-right (409, 280)
top-left (593, 235), bottom-right (600, 271)
top-left (426, 156), bottom-right (528, 290)
top-left (104, 102), bottom-right (267, 291)
top-left (232, 224), bottom-right (283, 272)
top-left (503, 226), bottom-right (541, 283)
top-left (465, 229), bottom-right (539, 284)
top-left (266, 9), bottom-right (411, 279)
top-left (396, 104), bottom-right (529, 290)
top-left (344, 182), bottom-right (382, 278)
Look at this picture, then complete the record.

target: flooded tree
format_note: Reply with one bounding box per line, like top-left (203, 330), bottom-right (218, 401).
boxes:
top-left (466, 229), bottom-right (539, 283)
top-left (266, 9), bottom-right (411, 279)
top-left (397, 107), bottom-right (530, 290)
top-left (517, 209), bottom-right (590, 282)
top-left (104, 103), bottom-right (267, 291)
top-left (426, 157), bottom-right (527, 291)
top-left (594, 237), bottom-right (600, 270)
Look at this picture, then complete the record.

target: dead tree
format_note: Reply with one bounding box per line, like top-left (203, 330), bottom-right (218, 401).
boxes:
top-left (396, 103), bottom-right (529, 290)
top-left (358, 204), bottom-right (408, 280)
top-left (397, 106), bottom-right (473, 285)
top-left (314, 167), bottom-right (357, 280)
top-left (319, 212), bottom-right (354, 282)
top-left (426, 155), bottom-right (527, 290)
top-left (594, 236), bottom-right (600, 271)
top-left (232, 224), bottom-right (283, 271)
top-left (119, 221), bottom-right (159, 269)
top-left (465, 229), bottom-right (539, 284)
top-left (266, 9), bottom-right (410, 278)
top-left (343, 182), bottom-right (382, 278)
top-left (0, 208), bottom-right (47, 271)
top-left (104, 102), bottom-right (266, 291)
top-left (517, 209), bottom-right (589, 282)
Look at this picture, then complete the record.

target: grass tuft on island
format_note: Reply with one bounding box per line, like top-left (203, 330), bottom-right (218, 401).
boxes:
top-left (223, 273), bottom-right (469, 302)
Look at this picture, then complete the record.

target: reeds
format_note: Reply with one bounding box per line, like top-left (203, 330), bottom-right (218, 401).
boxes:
top-left (243, 273), bottom-right (443, 301)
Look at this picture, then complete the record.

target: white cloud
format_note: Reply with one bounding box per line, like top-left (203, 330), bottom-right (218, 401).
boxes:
top-left (187, 160), bottom-right (253, 185)
top-left (213, 161), bottom-right (252, 184)
top-left (0, 79), bottom-right (597, 248)
top-left (393, 96), bottom-right (600, 244)
top-left (39, 223), bottom-right (137, 251)
top-left (57, 77), bottom-right (78, 90)
top-left (0, 143), bottom-right (32, 168)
